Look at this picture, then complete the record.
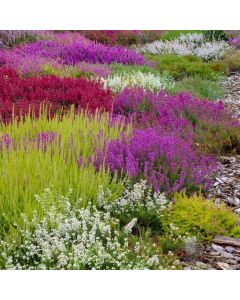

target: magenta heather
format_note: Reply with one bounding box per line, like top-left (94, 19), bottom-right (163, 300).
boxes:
top-left (93, 128), bottom-right (217, 193)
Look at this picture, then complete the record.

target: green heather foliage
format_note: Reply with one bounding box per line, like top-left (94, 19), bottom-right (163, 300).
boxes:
top-left (145, 54), bottom-right (227, 80)
top-left (110, 63), bottom-right (160, 76)
top-left (169, 77), bottom-right (225, 100)
top-left (161, 30), bottom-right (206, 41)
top-left (223, 48), bottom-right (240, 72)
top-left (203, 30), bottom-right (227, 41)
top-left (0, 110), bottom-right (131, 238)
top-left (164, 192), bottom-right (240, 240)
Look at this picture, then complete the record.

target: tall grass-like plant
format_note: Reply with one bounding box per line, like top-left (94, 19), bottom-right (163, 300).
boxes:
top-left (0, 109), bottom-right (131, 238)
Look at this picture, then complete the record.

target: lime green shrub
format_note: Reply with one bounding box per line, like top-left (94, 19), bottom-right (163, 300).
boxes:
top-left (164, 192), bottom-right (240, 240)
top-left (145, 54), bottom-right (227, 80)
top-left (0, 110), bottom-right (131, 238)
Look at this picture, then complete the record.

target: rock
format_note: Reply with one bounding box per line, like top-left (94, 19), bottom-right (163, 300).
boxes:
top-left (213, 235), bottom-right (240, 248)
top-left (217, 262), bottom-right (232, 270)
top-left (225, 246), bottom-right (236, 253)
top-left (226, 259), bottom-right (238, 265)
top-left (195, 262), bottom-right (209, 270)
top-left (212, 244), bottom-right (224, 252)
top-left (234, 208), bottom-right (240, 214)
top-left (220, 251), bottom-right (234, 259)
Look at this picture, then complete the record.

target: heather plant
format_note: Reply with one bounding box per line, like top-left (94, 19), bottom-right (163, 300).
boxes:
top-left (114, 88), bottom-right (240, 155)
top-left (145, 54), bottom-right (226, 80)
top-left (0, 187), bottom-right (181, 270)
top-left (93, 127), bottom-right (217, 194)
top-left (99, 71), bottom-right (174, 92)
top-left (223, 48), bottom-right (240, 72)
top-left (110, 63), bottom-right (159, 76)
top-left (163, 192), bottom-right (240, 241)
top-left (0, 30), bottom-right (51, 49)
top-left (41, 63), bottom-right (111, 78)
top-left (97, 180), bottom-right (169, 232)
top-left (78, 30), bottom-right (163, 46)
top-left (0, 110), bottom-right (131, 238)
top-left (203, 30), bottom-right (227, 41)
top-left (170, 77), bottom-right (225, 100)
top-left (13, 39), bottom-right (145, 65)
top-left (138, 33), bottom-right (229, 61)
top-left (228, 36), bottom-right (240, 48)
top-left (161, 30), bottom-right (206, 41)
top-left (0, 67), bottom-right (114, 123)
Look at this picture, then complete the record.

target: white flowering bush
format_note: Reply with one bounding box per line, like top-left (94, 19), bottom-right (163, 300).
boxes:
top-left (137, 33), bottom-right (229, 61)
top-left (98, 180), bottom-right (169, 232)
top-left (0, 186), bottom-right (181, 270)
top-left (98, 71), bottom-right (174, 92)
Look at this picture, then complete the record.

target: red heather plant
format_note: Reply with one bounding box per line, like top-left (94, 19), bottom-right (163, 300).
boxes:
top-left (93, 128), bottom-right (217, 194)
top-left (0, 67), bottom-right (113, 123)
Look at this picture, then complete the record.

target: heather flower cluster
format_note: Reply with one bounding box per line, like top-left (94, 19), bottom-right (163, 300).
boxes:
top-left (1, 30), bottom-right (240, 270)
top-left (0, 67), bottom-right (113, 122)
top-left (2, 38), bottom-right (145, 67)
top-left (0, 187), bottom-right (181, 270)
top-left (114, 87), bottom-right (237, 131)
top-left (94, 128), bottom-right (217, 193)
top-left (99, 71), bottom-right (174, 92)
top-left (137, 33), bottom-right (229, 61)
top-left (228, 36), bottom-right (240, 49)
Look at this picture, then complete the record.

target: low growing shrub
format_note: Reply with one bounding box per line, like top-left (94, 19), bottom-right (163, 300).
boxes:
top-left (0, 187), bottom-right (181, 270)
top-left (144, 54), bottom-right (226, 80)
top-left (163, 192), bottom-right (240, 240)
top-left (169, 77), bottom-right (225, 100)
top-left (0, 67), bottom-right (113, 122)
top-left (100, 71), bottom-right (174, 92)
top-left (93, 128), bottom-right (216, 193)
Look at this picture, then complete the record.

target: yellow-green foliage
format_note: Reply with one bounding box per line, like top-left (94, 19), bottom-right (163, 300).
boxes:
top-left (145, 54), bottom-right (227, 80)
top-left (41, 64), bottom-right (89, 78)
top-left (164, 192), bottom-right (240, 240)
top-left (0, 109), bottom-right (131, 238)
top-left (223, 48), bottom-right (240, 72)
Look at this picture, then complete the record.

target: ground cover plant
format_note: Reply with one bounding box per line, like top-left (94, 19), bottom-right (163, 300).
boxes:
top-left (0, 30), bottom-right (240, 270)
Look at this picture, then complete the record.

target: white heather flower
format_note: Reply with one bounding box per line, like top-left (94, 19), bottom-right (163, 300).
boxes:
top-left (147, 255), bottom-right (159, 266)
top-left (98, 72), bottom-right (174, 92)
top-left (136, 33), bottom-right (229, 61)
top-left (124, 218), bottom-right (137, 233)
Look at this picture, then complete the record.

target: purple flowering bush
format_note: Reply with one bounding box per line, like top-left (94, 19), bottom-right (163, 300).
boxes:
top-left (228, 36), bottom-right (240, 48)
top-left (7, 39), bottom-right (145, 66)
top-left (94, 128), bottom-right (217, 193)
top-left (114, 87), bottom-right (240, 154)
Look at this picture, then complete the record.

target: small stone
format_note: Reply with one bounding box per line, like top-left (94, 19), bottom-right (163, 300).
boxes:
top-left (217, 262), bottom-right (232, 270)
top-left (234, 208), bottom-right (240, 214)
top-left (226, 259), bottom-right (238, 265)
top-left (220, 251), bottom-right (234, 259)
top-left (195, 262), bottom-right (208, 269)
top-left (212, 244), bottom-right (224, 252)
top-left (225, 246), bottom-right (236, 253)
top-left (216, 177), bottom-right (224, 184)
